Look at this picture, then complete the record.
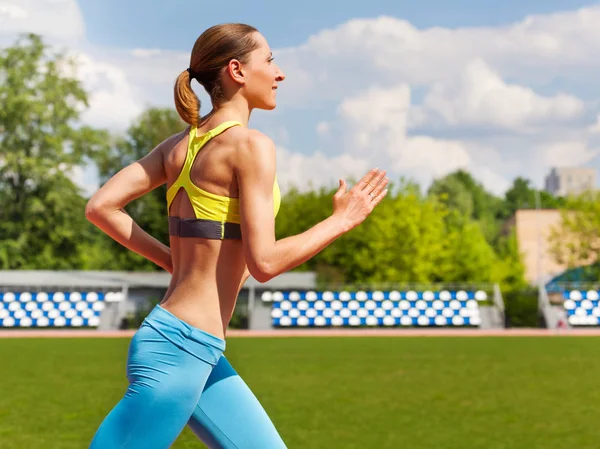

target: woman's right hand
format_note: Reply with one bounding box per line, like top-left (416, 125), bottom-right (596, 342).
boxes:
top-left (331, 168), bottom-right (389, 233)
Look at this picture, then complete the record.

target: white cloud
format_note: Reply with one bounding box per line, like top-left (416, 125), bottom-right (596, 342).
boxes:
top-left (588, 115), bottom-right (600, 133)
top-left (0, 4), bottom-right (28, 19)
top-left (276, 7), bottom-right (600, 108)
top-left (272, 8), bottom-right (600, 195)
top-left (276, 146), bottom-right (370, 194)
top-left (395, 137), bottom-right (471, 178)
top-left (131, 48), bottom-right (164, 58)
top-left (411, 59), bottom-right (584, 130)
top-left (0, 0), bottom-right (85, 40)
top-left (339, 85), bottom-right (410, 141)
top-left (314, 84), bottom-right (475, 188)
top-left (111, 48), bottom-right (189, 107)
top-left (537, 141), bottom-right (600, 167)
top-left (470, 166), bottom-right (512, 196)
top-left (57, 51), bottom-right (144, 131)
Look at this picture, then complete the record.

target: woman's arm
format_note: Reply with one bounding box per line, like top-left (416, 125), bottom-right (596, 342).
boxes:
top-left (236, 131), bottom-right (388, 283)
top-left (84, 139), bottom-right (174, 273)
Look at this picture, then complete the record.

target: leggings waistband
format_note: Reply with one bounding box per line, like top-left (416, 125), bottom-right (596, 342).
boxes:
top-left (142, 304), bottom-right (225, 366)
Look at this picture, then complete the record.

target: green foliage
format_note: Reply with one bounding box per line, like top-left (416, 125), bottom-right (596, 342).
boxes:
top-left (503, 286), bottom-right (540, 328)
top-left (428, 170), bottom-right (505, 244)
top-left (0, 34), bottom-right (109, 269)
top-left (276, 178), bottom-right (527, 290)
top-left (492, 229), bottom-right (528, 291)
top-left (548, 190), bottom-right (600, 269)
top-left (336, 182), bottom-right (449, 284)
top-left (503, 177), bottom-right (565, 217)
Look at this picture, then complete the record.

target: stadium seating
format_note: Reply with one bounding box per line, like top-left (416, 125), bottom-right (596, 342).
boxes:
top-left (261, 290), bottom-right (487, 327)
top-left (0, 290), bottom-right (123, 328)
top-left (562, 290), bottom-right (600, 326)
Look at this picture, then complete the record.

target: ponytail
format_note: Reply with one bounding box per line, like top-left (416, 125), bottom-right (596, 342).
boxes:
top-left (174, 69), bottom-right (200, 126)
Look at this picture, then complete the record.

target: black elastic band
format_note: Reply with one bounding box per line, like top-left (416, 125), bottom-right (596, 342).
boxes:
top-left (168, 216), bottom-right (241, 240)
top-left (187, 67), bottom-right (196, 81)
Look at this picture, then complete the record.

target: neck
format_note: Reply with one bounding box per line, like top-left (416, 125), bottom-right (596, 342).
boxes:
top-left (205, 96), bottom-right (253, 127)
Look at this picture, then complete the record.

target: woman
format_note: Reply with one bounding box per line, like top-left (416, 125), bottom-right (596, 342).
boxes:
top-left (85, 23), bottom-right (388, 449)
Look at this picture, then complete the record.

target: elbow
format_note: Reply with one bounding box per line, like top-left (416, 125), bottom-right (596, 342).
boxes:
top-left (85, 197), bottom-right (107, 225)
top-left (249, 260), bottom-right (276, 284)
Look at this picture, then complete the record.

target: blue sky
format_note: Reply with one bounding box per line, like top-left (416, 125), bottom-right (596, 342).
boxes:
top-left (3, 0), bottom-right (600, 197)
top-left (78, 0), bottom-right (592, 50)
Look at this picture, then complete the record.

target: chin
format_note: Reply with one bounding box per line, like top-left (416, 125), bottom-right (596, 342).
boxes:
top-left (256, 100), bottom-right (277, 111)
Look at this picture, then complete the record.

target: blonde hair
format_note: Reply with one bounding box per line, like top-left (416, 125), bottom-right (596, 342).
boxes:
top-left (173, 23), bottom-right (260, 126)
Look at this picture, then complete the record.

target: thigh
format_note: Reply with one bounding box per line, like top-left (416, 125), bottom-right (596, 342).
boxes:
top-left (89, 325), bottom-right (214, 449)
top-left (187, 356), bottom-right (287, 449)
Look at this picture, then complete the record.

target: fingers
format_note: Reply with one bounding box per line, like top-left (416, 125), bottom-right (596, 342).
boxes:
top-left (368, 175), bottom-right (389, 199)
top-left (355, 168), bottom-right (381, 191)
top-left (363, 169), bottom-right (387, 193)
top-left (370, 186), bottom-right (389, 206)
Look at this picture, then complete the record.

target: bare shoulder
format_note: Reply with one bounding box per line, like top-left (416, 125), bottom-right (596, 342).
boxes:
top-left (158, 128), bottom-right (189, 151)
top-left (230, 128), bottom-right (276, 173)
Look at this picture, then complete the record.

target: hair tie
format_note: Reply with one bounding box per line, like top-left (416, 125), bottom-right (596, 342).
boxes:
top-left (187, 67), bottom-right (195, 81)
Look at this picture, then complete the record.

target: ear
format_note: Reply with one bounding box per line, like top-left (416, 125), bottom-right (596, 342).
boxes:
top-left (227, 59), bottom-right (245, 86)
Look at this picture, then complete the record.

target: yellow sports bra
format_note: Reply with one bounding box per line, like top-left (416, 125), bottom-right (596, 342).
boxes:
top-left (166, 121), bottom-right (281, 239)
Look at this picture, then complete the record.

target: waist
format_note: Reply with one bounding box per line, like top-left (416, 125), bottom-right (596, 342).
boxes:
top-left (160, 278), bottom-right (244, 336)
top-left (142, 304), bottom-right (226, 365)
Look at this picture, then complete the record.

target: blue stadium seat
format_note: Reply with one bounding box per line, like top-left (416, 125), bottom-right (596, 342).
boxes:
top-left (563, 290), bottom-right (600, 326)
top-left (0, 290), bottom-right (118, 328)
top-left (262, 290), bottom-right (487, 328)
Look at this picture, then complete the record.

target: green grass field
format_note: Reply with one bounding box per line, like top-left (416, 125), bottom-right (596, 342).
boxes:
top-left (0, 336), bottom-right (599, 449)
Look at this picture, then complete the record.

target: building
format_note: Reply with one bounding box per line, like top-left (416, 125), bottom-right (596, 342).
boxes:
top-left (508, 209), bottom-right (597, 285)
top-left (507, 209), bottom-right (564, 284)
top-left (544, 167), bottom-right (596, 197)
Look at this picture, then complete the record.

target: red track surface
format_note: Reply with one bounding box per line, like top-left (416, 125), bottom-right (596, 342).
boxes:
top-left (1, 328), bottom-right (600, 338)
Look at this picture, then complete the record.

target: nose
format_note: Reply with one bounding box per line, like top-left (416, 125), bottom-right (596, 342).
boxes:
top-left (275, 65), bottom-right (285, 82)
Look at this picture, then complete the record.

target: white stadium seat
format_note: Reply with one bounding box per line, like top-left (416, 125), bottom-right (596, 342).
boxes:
top-left (0, 289), bottom-right (115, 328)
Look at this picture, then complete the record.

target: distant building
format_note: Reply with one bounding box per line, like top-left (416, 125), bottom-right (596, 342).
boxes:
top-left (544, 167), bottom-right (596, 197)
top-left (507, 209), bottom-right (596, 285)
top-left (506, 209), bottom-right (564, 284)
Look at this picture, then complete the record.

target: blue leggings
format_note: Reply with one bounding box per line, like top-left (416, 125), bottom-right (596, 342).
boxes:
top-left (89, 305), bottom-right (287, 449)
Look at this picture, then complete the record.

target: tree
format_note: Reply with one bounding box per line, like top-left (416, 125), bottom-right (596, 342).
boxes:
top-left (275, 179), bottom-right (512, 287)
top-left (360, 184), bottom-right (449, 284)
top-left (441, 220), bottom-right (499, 283)
top-left (503, 177), bottom-right (536, 213)
top-left (428, 170), bottom-right (504, 244)
top-left (89, 108), bottom-right (186, 270)
top-left (502, 177), bottom-right (565, 219)
top-left (427, 175), bottom-right (473, 224)
top-left (547, 191), bottom-right (600, 269)
top-left (0, 34), bottom-right (109, 269)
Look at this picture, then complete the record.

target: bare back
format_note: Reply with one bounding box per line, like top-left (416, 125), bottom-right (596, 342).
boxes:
top-left (160, 121), bottom-right (250, 338)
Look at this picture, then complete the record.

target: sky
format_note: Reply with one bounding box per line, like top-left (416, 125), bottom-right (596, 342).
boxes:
top-left (2, 0), bottom-right (600, 197)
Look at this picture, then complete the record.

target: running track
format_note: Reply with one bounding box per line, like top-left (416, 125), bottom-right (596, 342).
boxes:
top-left (1, 328), bottom-right (600, 338)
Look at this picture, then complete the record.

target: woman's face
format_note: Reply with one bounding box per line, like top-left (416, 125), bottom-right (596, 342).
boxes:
top-left (241, 32), bottom-right (286, 110)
